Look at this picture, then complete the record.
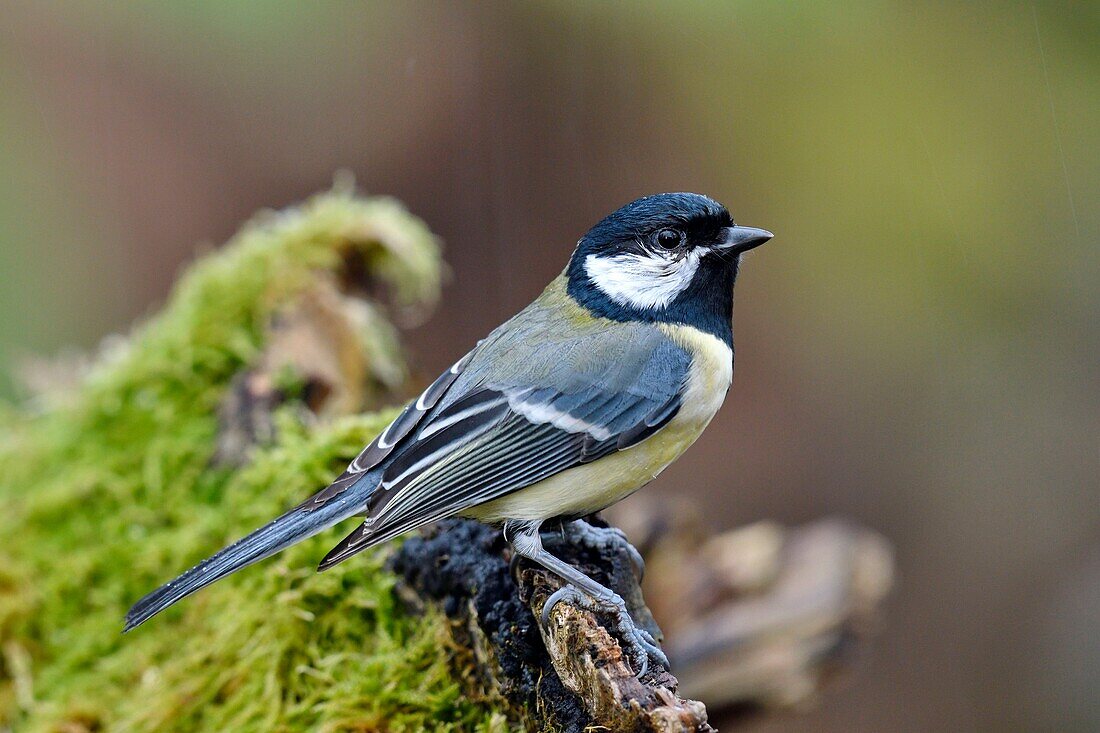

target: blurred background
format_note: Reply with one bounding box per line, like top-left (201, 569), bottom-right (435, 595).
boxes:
top-left (0, 1), bottom-right (1096, 730)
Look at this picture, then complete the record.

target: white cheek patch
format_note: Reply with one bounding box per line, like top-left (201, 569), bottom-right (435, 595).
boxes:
top-left (584, 250), bottom-right (700, 310)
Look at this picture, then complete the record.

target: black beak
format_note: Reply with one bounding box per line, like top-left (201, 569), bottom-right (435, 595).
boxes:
top-left (717, 226), bottom-right (773, 254)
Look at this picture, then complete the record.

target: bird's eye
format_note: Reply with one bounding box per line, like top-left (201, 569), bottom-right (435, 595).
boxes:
top-left (656, 228), bottom-right (683, 250)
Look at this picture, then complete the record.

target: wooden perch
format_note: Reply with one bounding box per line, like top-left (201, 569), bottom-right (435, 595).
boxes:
top-left (390, 518), bottom-right (714, 732)
top-left (390, 507), bottom-right (893, 731)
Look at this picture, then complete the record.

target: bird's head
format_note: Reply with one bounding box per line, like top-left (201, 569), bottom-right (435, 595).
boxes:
top-left (566, 193), bottom-right (771, 340)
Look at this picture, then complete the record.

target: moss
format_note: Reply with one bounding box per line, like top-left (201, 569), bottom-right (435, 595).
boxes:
top-left (0, 188), bottom-right (512, 731)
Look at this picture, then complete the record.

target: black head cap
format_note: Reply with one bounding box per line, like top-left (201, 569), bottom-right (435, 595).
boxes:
top-left (578, 192), bottom-right (733, 256)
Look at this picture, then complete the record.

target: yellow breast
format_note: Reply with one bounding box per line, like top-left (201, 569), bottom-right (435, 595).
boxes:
top-left (466, 324), bottom-right (732, 523)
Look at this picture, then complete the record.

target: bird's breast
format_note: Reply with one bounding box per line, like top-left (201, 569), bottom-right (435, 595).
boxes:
top-left (658, 322), bottom-right (733, 426)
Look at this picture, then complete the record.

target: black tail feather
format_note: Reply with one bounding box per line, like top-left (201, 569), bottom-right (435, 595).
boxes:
top-left (124, 494), bottom-right (361, 631)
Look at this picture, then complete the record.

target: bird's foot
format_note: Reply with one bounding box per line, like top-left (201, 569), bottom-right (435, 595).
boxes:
top-left (541, 584), bottom-right (668, 678)
top-left (551, 520), bottom-right (645, 582)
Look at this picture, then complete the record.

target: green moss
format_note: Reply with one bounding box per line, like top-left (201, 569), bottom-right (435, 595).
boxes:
top-left (0, 189), bottom-right (511, 731)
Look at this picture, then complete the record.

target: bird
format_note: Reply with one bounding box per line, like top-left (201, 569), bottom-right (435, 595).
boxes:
top-left (124, 192), bottom-right (772, 676)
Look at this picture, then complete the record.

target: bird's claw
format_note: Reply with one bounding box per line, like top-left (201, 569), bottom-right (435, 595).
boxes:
top-left (540, 584), bottom-right (667, 678)
top-left (551, 521), bottom-right (646, 582)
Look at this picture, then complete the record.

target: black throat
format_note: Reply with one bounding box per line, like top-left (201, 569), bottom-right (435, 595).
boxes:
top-left (565, 253), bottom-right (736, 348)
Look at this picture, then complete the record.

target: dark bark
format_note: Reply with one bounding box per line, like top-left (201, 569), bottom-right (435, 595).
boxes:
top-left (391, 518), bottom-right (714, 732)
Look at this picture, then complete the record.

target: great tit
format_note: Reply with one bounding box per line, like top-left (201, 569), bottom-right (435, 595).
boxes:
top-left (125, 192), bottom-right (772, 675)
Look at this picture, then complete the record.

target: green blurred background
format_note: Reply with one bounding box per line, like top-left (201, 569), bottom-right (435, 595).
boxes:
top-left (0, 2), bottom-right (1096, 730)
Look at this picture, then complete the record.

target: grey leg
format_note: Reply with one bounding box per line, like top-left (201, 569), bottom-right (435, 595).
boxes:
top-left (504, 519), bottom-right (667, 678)
top-left (526, 519), bottom-right (644, 581)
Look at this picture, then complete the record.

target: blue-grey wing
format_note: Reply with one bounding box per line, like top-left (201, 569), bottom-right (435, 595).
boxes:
top-left (318, 326), bottom-right (691, 568)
